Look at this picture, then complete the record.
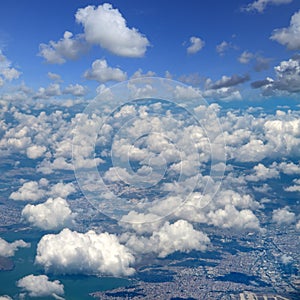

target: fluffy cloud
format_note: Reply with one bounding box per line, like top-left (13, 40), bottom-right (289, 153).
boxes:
top-left (222, 108), bottom-right (300, 162)
top-left (243, 0), bottom-right (292, 13)
top-left (172, 189), bottom-right (261, 231)
top-left (270, 10), bottom-right (300, 50)
top-left (207, 205), bottom-right (261, 230)
top-left (277, 162), bottom-right (300, 175)
top-left (17, 274), bottom-right (64, 298)
top-left (9, 180), bottom-right (46, 201)
top-left (26, 145), bottom-right (47, 159)
top-left (120, 211), bottom-right (162, 234)
top-left (1, 68), bottom-right (21, 81)
top-left (36, 228), bottom-right (135, 276)
top-left (0, 237), bottom-right (30, 257)
top-left (123, 220), bottom-right (210, 258)
top-left (272, 56), bottom-right (300, 92)
top-left (284, 178), bottom-right (300, 192)
top-left (35, 83), bottom-right (61, 99)
top-left (272, 206), bottom-right (296, 225)
top-left (186, 36), bottom-right (205, 54)
top-left (252, 56), bottom-right (300, 95)
top-left (0, 51), bottom-right (21, 83)
top-left (245, 163), bottom-right (279, 181)
top-left (149, 220), bottom-right (210, 258)
top-left (84, 59), bottom-right (127, 82)
top-left (10, 180), bottom-right (75, 202)
top-left (0, 296), bottom-right (12, 300)
top-left (76, 3), bottom-right (150, 57)
top-left (48, 182), bottom-right (76, 198)
top-left (39, 31), bottom-right (89, 64)
top-left (63, 84), bottom-right (87, 97)
top-left (21, 197), bottom-right (76, 230)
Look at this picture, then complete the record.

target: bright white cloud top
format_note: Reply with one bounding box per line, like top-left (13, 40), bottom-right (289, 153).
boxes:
top-left (0, 237), bottom-right (30, 257)
top-left (17, 275), bottom-right (64, 298)
top-left (76, 3), bottom-right (150, 57)
top-left (84, 59), bottom-right (127, 82)
top-left (21, 197), bottom-right (76, 230)
top-left (271, 9), bottom-right (300, 50)
top-left (36, 228), bottom-right (135, 276)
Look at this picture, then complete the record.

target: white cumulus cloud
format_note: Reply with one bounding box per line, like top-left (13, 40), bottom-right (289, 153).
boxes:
top-left (150, 220), bottom-right (210, 258)
top-left (48, 182), bottom-right (76, 198)
top-left (39, 31), bottom-right (89, 64)
top-left (270, 10), bottom-right (300, 50)
top-left (0, 237), bottom-right (30, 257)
top-left (10, 179), bottom-right (76, 203)
top-left (21, 197), bottom-right (76, 230)
top-left (1, 68), bottom-right (21, 81)
top-left (245, 163), bottom-right (279, 181)
top-left (36, 228), bottom-right (135, 276)
top-left (0, 51), bottom-right (21, 84)
top-left (76, 3), bottom-right (150, 57)
top-left (26, 145), bottom-right (47, 159)
top-left (272, 206), bottom-right (296, 225)
top-left (207, 204), bottom-right (261, 230)
top-left (17, 274), bottom-right (64, 298)
top-left (122, 220), bottom-right (210, 258)
top-left (186, 36), bottom-right (205, 54)
top-left (63, 84), bottom-right (87, 97)
top-left (9, 180), bottom-right (46, 202)
top-left (284, 179), bottom-right (300, 192)
top-left (84, 59), bottom-right (127, 82)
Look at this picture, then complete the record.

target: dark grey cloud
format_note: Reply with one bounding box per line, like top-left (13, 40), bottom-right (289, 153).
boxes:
top-left (210, 74), bottom-right (250, 89)
top-left (251, 78), bottom-right (273, 88)
top-left (252, 56), bottom-right (300, 94)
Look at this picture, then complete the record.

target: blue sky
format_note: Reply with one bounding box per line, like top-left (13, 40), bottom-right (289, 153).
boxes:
top-left (0, 0), bottom-right (300, 101)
